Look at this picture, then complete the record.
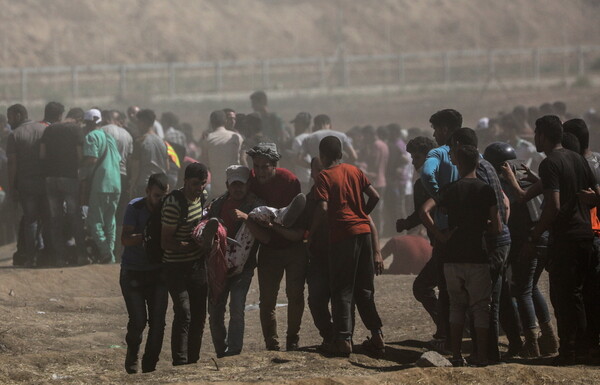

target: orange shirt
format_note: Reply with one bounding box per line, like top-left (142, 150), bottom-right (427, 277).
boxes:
top-left (314, 163), bottom-right (372, 243)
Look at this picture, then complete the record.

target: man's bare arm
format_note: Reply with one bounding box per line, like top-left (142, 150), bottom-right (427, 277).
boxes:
top-left (363, 185), bottom-right (380, 215)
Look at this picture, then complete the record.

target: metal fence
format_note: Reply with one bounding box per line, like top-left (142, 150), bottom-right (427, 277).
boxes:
top-left (1, 45), bottom-right (599, 105)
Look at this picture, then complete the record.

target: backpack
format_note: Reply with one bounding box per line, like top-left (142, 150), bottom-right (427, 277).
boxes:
top-left (141, 189), bottom-right (190, 264)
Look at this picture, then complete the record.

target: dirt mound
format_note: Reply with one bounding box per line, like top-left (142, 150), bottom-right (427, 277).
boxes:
top-left (3, 0), bottom-right (600, 67)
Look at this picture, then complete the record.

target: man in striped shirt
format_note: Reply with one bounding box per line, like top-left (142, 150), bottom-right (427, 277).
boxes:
top-left (161, 162), bottom-right (210, 366)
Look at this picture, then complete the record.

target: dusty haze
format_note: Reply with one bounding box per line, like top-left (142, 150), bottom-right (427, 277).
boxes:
top-left (1, 0), bottom-right (600, 67)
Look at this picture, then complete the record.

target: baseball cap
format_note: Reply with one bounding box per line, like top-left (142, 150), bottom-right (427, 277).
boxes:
top-left (84, 109), bottom-right (102, 125)
top-left (226, 165), bottom-right (250, 184)
top-left (290, 112), bottom-right (311, 126)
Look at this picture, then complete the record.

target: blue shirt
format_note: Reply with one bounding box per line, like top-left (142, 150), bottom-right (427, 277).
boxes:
top-left (120, 197), bottom-right (160, 271)
top-left (421, 145), bottom-right (458, 229)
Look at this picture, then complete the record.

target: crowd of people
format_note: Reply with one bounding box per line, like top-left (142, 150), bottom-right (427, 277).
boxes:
top-left (2, 90), bottom-right (600, 373)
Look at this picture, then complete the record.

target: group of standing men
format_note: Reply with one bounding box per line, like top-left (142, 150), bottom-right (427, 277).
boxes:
top-left (398, 109), bottom-right (599, 367)
top-left (8, 93), bottom-right (600, 372)
top-left (5, 102), bottom-right (181, 268)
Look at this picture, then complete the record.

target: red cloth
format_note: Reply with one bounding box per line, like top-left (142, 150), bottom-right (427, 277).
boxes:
top-left (192, 220), bottom-right (228, 304)
top-left (219, 197), bottom-right (243, 235)
top-left (248, 168), bottom-right (300, 208)
top-left (382, 235), bottom-right (432, 275)
top-left (314, 163), bottom-right (371, 243)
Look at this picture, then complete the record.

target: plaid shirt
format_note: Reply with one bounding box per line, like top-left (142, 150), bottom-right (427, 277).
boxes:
top-left (477, 157), bottom-right (511, 246)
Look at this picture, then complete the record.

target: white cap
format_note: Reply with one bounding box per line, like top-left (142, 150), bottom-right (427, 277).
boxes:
top-left (226, 165), bottom-right (250, 184)
top-left (84, 109), bottom-right (102, 125)
top-left (477, 117), bottom-right (490, 130)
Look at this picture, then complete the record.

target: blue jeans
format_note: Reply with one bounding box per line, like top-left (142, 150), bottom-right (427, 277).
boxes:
top-left (46, 177), bottom-right (85, 263)
top-left (208, 267), bottom-right (254, 357)
top-left (513, 241), bottom-right (551, 330)
top-left (120, 267), bottom-right (168, 372)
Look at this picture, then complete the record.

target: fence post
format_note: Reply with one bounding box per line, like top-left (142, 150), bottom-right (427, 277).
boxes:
top-left (562, 47), bottom-right (569, 80)
top-left (118, 65), bottom-right (127, 99)
top-left (215, 61), bottom-right (223, 93)
top-left (261, 60), bottom-right (270, 90)
top-left (20, 68), bottom-right (27, 103)
top-left (443, 52), bottom-right (450, 84)
top-left (487, 50), bottom-right (496, 77)
top-left (71, 66), bottom-right (79, 100)
top-left (319, 57), bottom-right (326, 88)
top-left (533, 48), bottom-right (540, 83)
top-left (578, 46), bottom-right (585, 77)
top-left (340, 53), bottom-right (349, 87)
top-left (168, 63), bottom-right (176, 97)
top-left (398, 54), bottom-right (405, 84)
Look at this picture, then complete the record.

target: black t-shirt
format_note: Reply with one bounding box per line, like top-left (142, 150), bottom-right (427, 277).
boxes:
top-left (437, 177), bottom-right (497, 264)
top-left (40, 122), bottom-right (83, 178)
top-left (539, 148), bottom-right (597, 241)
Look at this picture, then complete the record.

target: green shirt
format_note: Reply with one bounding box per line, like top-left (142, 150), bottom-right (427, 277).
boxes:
top-left (83, 129), bottom-right (121, 194)
top-left (161, 191), bottom-right (205, 263)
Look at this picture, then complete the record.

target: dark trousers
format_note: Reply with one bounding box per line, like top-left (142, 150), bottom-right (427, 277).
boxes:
top-left (413, 243), bottom-right (449, 341)
top-left (46, 177), bottom-right (85, 264)
top-left (120, 268), bottom-right (168, 372)
top-left (585, 237), bottom-right (600, 349)
top-left (18, 190), bottom-right (47, 264)
top-left (164, 260), bottom-right (208, 365)
top-left (412, 250), bottom-right (442, 338)
top-left (329, 233), bottom-right (382, 340)
top-left (548, 239), bottom-right (595, 357)
top-left (257, 242), bottom-right (307, 348)
top-left (307, 252), bottom-right (333, 342)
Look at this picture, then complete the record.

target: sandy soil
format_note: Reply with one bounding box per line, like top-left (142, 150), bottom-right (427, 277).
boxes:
top-left (2, 1), bottom-right (600, 67)
top-left (0, 240), bottom-right (599, 385)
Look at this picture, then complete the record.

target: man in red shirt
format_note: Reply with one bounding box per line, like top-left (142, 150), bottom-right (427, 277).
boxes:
top-left (381, 235), bottom-right (432, 275)
top-left (246, 143), bottom-right (307, 351)
top-left (310, 136), bottom-right (384, 356)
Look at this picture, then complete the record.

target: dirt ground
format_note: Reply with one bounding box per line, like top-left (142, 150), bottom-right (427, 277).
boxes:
top-left (0, 240), bottom-right (599, 385)
top-left (2, 84), bottom-right (600, 384)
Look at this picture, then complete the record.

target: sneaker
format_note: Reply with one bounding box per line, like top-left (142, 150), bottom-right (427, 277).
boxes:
top-left (279, 194), bottom-right (306, 227)
top-left (201, 218), bottom-right (219, 250)
top-left (450, 357), bottom-right (466, 367)
top-left (316, 339), bottom-right (333, 353)
top-left (428, 338), bottom-right (451, 355)
top-left (538, 331), bottom-right (559, 356)
top-left (266, 342), bottom-right (281, 351)
top-left (552, 354), bottom-right (577, 366)
top-left (286, 341), bottom-right (299, 351)
top-left (465, 355), bottom-right (489, 367)
top-left (77, 255), bottom-right (92, 266)
top-left (335, 339), bottom-right (353, 356)
top-left (361, 334), bottom-right (385, 357)
top-left (125, 348), bottom-right (139, 374)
